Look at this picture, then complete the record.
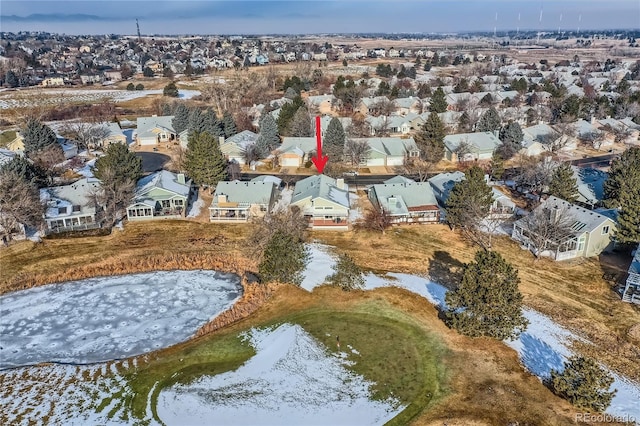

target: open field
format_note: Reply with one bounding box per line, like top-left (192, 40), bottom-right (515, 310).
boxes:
top-left (1, 221), bottom-right (639, 424)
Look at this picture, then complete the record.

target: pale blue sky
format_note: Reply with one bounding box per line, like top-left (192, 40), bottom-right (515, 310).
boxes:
top-left (1, 1), bottom-right (639, 35)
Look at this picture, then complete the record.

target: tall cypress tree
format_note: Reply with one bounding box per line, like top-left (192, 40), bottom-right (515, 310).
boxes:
top-left (203, 108), bottom-right (223, 138)
top-left (277, 95), bottom-right (305, 135)
top-left (415, 113), bottom-right (446, 164)
top-left (604, 146), bottom-right (640, 244)
top-left (323, 117), bottom-right (346, 160)
top-left (188, 108), bottom-right (206, 134)
top-left (258, 114), bottom-right (280, 151)
top-left (184, 131), bottom-right (228, 190)
top-left (222, 111), bottom-right (237, 138)
top-left (172, 104), bottom-right (190, 135)
top-left (93, 143), bottom-right (142, 185)
top-left (429, 87), bottom-right (448, 113)
top-left (445, 250), bottom-right (528, 340)
top-left (548, 163), bottom-right (579, 202)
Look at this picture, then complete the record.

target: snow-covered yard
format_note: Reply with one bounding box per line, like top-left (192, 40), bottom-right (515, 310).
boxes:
top-left (0, 270), bottom-right (241, 369)
top-left (186, 196), bottom-right (205, 218)
top-left (157, 324), bottom-right (403, 426)
top-left (0, 88), bottom-right (200, 109)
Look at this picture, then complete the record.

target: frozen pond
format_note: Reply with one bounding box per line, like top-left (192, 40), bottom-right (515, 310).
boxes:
top-left (0, 270), bottom-right (242, 370)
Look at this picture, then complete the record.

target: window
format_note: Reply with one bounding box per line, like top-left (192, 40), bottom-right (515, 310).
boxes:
top-left (58, 207), bottom-right (67, 214)
top-left (174, 199), bottom-right (183, 206)
top-left (409, 150), bottom-right (419, 158)
top-left (72, 205), bottom-right (81, 213)
top-left (161, 200), bottom-right (171, 208)
top-left (602, 226), bottom-right (609, 235)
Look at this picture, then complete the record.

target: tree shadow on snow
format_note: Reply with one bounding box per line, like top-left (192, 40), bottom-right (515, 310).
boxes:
top-left (428, 250), bottom-right (465, 291)
top-left (518, 332), bottom-right (566, 379)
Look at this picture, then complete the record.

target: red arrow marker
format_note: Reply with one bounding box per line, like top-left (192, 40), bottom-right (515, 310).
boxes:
top-left (311, 115), bottom-right (328, 174)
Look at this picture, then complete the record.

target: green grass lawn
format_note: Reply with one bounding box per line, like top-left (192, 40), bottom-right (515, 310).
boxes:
top-left (117, 295), bottom-right (448, 424)
top-left (0, 130), bottom-right (16, 148)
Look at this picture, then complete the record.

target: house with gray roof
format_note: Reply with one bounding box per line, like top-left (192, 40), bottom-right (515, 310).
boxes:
top-left (512, 196), bottom-right (617, 261)
top-left (127, 170), bottom-right (192, 220)
top-left (220, 130), bottom-right (259, 164)
top-left (443, 131), bottom-right (502, 162)
top-left (622, 244), bottom-right (640, 304)
top-left (368, 177), bottom-right (440, 224)
top-left (135, 115), bottom-right (176, 146)
top-left (428, 171), bottom-right (465, 206)
top-left (40, 178), bottom-right (103, 234)
top-left (290, 175), bottom-right (350, 230)
top-left (361, 137), bottom-right (420, 167)
top-left (209, 179), bottom-right (279, 222)
top-left (522, 123), bottom-right (562, 154)
top-left (571, 166), bottom-right (607, 209)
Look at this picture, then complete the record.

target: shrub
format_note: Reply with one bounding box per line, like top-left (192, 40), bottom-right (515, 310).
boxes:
top-left (326, 253), bottom-right (364, 291)
top-left (549, 355), bottom-right (616, 412)
top-left (126, 82), bottom-right (135, 91)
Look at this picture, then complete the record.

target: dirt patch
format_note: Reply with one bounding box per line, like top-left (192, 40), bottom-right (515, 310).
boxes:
top-left (629, 323), bottom-right (640, 345)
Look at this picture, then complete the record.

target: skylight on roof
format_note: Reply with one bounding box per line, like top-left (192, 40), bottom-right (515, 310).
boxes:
top-left (571, 221), bottom-right (587, 232)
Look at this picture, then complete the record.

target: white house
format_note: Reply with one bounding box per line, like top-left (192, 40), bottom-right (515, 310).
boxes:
top-left (290, 175), bottom-right (350, 230)
top-left (40, 178), bottom-right (102, 234)
top-left (135, 115), bottom-right (176, 146)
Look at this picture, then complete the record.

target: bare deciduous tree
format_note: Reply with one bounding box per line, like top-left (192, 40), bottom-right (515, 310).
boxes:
top-left (355, 207), bottom-right (392, 234)
top-left (0, 170), bottom-right (44, 242)
top-left (514, 203), bottom-right (575, 259)
top-left (61, 122), bottom-right (111, 151)
top-left (88, 166), bottom-right (135, 227)
top-left (345, 138), bottom-right (371, 167)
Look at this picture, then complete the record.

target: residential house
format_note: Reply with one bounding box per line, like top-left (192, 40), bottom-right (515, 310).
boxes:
top-left (571, 166), bottom-right (607, 209)
top-left (126, 170), bottom-right (192, 220)
top-left (41, 76), bottom-right (65, 87)
top-left (443, 131), bottom-right (502, 162)
top-left (428, 171), bottom-right (466, 206)
top-left (220, 130), bottom-right (258, 164)
top-left (209, 179), bottom-right (280, 222)
top-left (490, 187), bottom-right (516, 218)
top-left (521, 123), bottom-right (562, 155)
top-left (290, 175), bottom-right (350, 230)
top-left (574, 119), bottom-right (615, 150)
top-left (357, 96), bottom-right (391, 116)
top-left (512, 196), bottom-right (617, 261)
top-left (57, 136), bottom-right (78, 159)
top-left (597, 117), bottom-right (640, 146)
top-left (393, 97), bottom-right (422, 115)
top-left (96, 122), bottom-right (127, 147)
top-left (306, 95), bottom-right (335, 114)
top-left (359, 137), bottom-right (420, 167)
top-left (278, 137), bottom-right (316, 168)
top-left (622, 244), bottom-right (640, 304)
top-left (368, 177), bottom-right (440, 224)
top-left (135, 115), bottom-right (176, 146)
top-left (40, 178), bottom-right (102, 234)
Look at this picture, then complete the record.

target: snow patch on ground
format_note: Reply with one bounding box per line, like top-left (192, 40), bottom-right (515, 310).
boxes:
top-left (349, 191), bottom-right (363, 222)
top-left (76, 158), bottom-right (96, 178)
top-left (186, 197), bottom-right (204, 218)
top-left (300, 243), bottom-right (337, 291)
top-left (156, 323), bottom-right (403, 425)
top-left (0, 270), bottom-right (241, 369)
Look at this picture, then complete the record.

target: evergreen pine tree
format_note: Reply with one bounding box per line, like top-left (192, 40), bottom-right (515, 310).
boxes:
top-left (258, 231), bottom-right (310, 285)
top-left (161, 103), bottom-right (174, 116)
top-left (476, 107), bottom-right (501, 132)
top-left (458, 111), bottom-right (471, 132)
top-left (445, 165), bottom-right (494, 230)
top-left (258, 114), bottom-right (280, 151)
top-left (323, 117), bottom-right (346, 160)
top-left (497, 121), bottom-right (524, 159)
top-left (184, 131), bottom-right (228, 190)
top-left (603, 146), bottom-right (640, 243)
top-left (429, 87), bottom-right (448, 113)
top-left (550, 355), bottom-right (616, 412)
top-left (222, 111), bottom-right (237, 138)
top-left (548, 163), bottom-right (579, 202)
top-left (188, 108), bottom-right (207, 134)
top-left (22, 118), bottom-right (58, 157)
top-left (163, 81), bottom-right (179, 97)
top-left (0, 155), bottom-right (48, 187)
top-left (93, 143), bottom-right (142, 185)
top-left (203, 109), bottom-right (223, 138)
top-left (289, 107), bottom-right (313, 137)
top-left (277, 96), bottom-right (306, 135)
top-left (415, 113), bottom-right (446, 164)
top-left (5, 70), bottom-right (19, 88)
top-left (445, 250), bottom-right (528, 340)
top-left (489, 152), bottom-right (505, 181)
top-left (172, 104), bottom-right (190, 135)
top-left (326, 253), bottom-right (364, 291)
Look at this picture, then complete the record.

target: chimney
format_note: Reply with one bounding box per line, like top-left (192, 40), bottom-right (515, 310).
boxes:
top-left (336, 178), bottom-right (345, 190)
top-left (177, 173), bottom-right (186, 185)
top-left (218, 194), bottom-right (227, 203)
top-left (219, 136), bottom-right (225, 145)
top-left (590, 116), bottom-right (596, 125)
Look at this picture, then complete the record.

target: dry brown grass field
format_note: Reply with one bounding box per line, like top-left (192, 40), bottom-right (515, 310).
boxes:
top-left (1, 220), bottom-right (638, 424)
